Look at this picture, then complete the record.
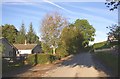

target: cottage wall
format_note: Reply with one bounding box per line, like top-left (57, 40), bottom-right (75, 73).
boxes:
top-left (18, 50), bottom-right (32, 54)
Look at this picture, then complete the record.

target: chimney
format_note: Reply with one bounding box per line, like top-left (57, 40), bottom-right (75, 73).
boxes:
top-left (25, 40), bottom-right (27, 45)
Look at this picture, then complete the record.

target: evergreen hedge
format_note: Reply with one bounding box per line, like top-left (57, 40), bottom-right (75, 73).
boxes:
top-left (26, 54), bottom-right (57, 65)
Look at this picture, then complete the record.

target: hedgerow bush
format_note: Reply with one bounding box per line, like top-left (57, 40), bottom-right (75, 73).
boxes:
top-left (56, 46), bottom-right (69, 59)
top-left (26, 54), bottom-right (57, 65)
top-left (95, 51), bottom-right (118, 75)
top-left (93, 41), bottom-right (113, 50)
top-left (26, 54), bottom-right (35, 65)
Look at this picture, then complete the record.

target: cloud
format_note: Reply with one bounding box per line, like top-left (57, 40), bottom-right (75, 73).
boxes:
top-left (2, 6), bottom-right (41, 21)
top-left (95, 31), bottom-right (107, 42)
top-left (43, 0), bottom-right (72, 13)
top-left (67, 11), bottom-right (116, 25)
top-left (3, 0), bottom-right (29, 3)
top-left (42, 0), bottom-right (116, 24)
top-left (80, 7), bottom-right (117, 19)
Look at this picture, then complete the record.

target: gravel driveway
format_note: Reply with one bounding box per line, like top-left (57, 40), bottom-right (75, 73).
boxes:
top-left (42, 52), bottom-right (112, 77)
top-left (3, 52), bottom-right (113, 78)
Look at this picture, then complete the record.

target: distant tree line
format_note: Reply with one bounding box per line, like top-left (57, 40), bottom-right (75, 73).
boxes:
top-left (1, 22), bottom-right (39, 44)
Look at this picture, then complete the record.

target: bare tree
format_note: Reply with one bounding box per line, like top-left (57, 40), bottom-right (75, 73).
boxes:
top-left (41, 12), bottom-right (68, 54)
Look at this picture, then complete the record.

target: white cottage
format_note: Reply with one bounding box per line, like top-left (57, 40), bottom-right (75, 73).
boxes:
top-left (13, 44), bottom-right (42, 54)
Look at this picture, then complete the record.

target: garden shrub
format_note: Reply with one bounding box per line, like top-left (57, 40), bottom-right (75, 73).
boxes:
top-left (93, 41), bottom-right (113, 50)
top-left (56, 46), bottom-right (69, 59)
top-left (93, 41), bottom-right (107, 49)
top-left (26, 54), bottom-right (35, 65)
top-left (26, 54), bottom-right (57, 65)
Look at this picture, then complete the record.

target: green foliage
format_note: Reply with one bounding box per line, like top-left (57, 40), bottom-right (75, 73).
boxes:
top-left (2, 23), bottom-right (40, 44)
top-left (42, 43), bottom-right (52, 54)
top-left (95, 51), bottom-right (118, 74)
top-left (26, 22), bottom-right (39, 44)
top-left (74, 19), bottom-right (95, 47)
top-left (26, 54), bottom-right (35, 65)
top-left (93, 41), bottom-right (115, 50)
top-left (56, 45), bottom-right (69, 58)
top-left (15, 23), bottom-right (26, 44)
top-left (26, 54), bottom-right (57, 64)
top-left (58, 19), bottom-right (96, 55)
top-left (2, 24), bottom-right (18, 43)
top-left (107, 24), bottom-right (120, 41)
top-left (93, 41), bottom-right (107, 49)
top-left (60, 26), bottom-right (84, 54)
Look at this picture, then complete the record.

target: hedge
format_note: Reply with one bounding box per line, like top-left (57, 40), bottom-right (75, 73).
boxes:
top-left (26, 54), bottom-right (57, 65)
top-left (94, 51), bottom-right (118, 75)
top-left (56, 46), bottom-right (69, 59)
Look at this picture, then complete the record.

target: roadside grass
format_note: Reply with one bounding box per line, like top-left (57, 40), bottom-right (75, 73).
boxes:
top-left (94, 51), bottom-right (118, 75)
top-left (93, 41), bottom-right (116, 50)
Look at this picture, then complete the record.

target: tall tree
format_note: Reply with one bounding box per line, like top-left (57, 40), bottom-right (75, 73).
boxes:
top-left (41, 12), bottom-right (68, 54)
top-left (27, 22), bottom-right (39, 44)
top-left (2, 24), bottom-right (18, 43)
top-left (74, 19), bottom-right (95, 47)
top-left (15, 22), bottom-right (26, 44)
top-left (107, 24), bottom-right (120, 41)
top-left (60, 26), bottom-right (84, 54)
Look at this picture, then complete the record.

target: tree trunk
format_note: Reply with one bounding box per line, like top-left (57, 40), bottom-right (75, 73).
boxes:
top-left (53, 46), bottom-right (56, 55)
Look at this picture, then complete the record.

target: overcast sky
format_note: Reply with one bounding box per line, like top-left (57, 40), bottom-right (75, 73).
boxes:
top-left (2, 0), bottom-right (118, 44)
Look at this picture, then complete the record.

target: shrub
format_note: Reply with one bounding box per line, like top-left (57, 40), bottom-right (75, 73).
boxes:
top-left (56, 46), bottom-right (69, 59)
top-left (93, 41), bottom-right (107, 49)
top-left (26, 54), bottom-right (57, 65)
top-left (93, 41), bottom-right (113, 50)
top-left (41, 43), bottom-right (52, 54)
top-left (26, 54), bottom-right (35, 65)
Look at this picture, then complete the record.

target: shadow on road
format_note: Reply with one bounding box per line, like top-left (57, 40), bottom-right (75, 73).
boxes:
top-left (2, 64), bottom-right (34, 77)
top-left (58, 52), bottom-right (114, 77)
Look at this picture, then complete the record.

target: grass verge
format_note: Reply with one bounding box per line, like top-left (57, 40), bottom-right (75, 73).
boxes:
top-left (94, 51), bottom-right (118, 76)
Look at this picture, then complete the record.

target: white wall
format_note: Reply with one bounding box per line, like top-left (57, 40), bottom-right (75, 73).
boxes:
top-left (18, 50), bottom-right (32, 54)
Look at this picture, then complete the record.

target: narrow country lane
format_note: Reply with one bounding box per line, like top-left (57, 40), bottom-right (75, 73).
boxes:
top-left (42, 52), bottom-right (111, 77)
